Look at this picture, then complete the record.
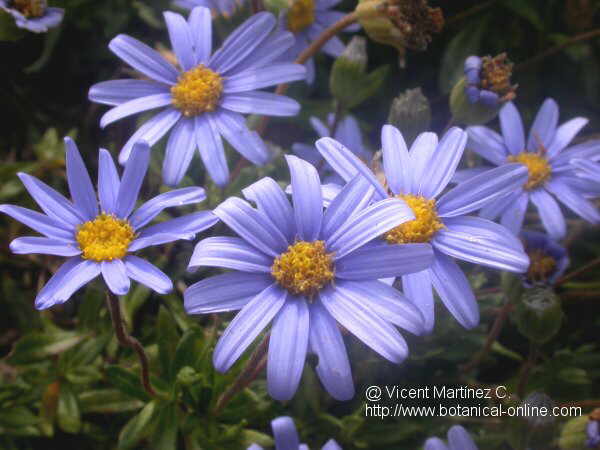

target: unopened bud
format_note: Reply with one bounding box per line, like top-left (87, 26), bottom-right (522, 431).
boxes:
top-left (515, 287), bottom-right (563, 344)
top-left (387, 88), bottom-right (431, 145)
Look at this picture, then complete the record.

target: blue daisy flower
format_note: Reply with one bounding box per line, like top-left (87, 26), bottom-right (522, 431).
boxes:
top-left (280, 0), bottom-right (360, 83)
top-left (184, 155), bottom-right (433, 401)
top-left (248, 416), bottom-right (341, 450)
top-left (588, 417), bottom-right (600, 448)
top-left (89, 7), bottom-right (306, 187)
top-left (173, 0), bottom-right (244, 17)
top-left (464, 98), bottom-right (600, 239)
top-left (521, 230), bottom-right (569, 286)
top-left (0, 138), bottom-right (217, 309)
top-left (463, 54), bottom-right (516, 108)
top-left (425, 425), bottom-right (478, 450)
top-left (292, 113), bottom-right (370, 184)
top-left (0, 0), bottom-right (63, 33)
top-left (317, 125), bottom-right (530, 331)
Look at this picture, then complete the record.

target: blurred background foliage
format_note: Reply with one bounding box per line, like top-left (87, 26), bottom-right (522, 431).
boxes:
top-left (1, 0), bottom-right (599, 449)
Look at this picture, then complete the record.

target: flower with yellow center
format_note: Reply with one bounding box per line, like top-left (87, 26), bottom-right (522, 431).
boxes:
top-left (287, 0), bottom-right (315, 33)
top-left (507, 152), bottom-right (552, 190)
top-left (271, 240), bottom-right (334, 297)
top-left (12, 0), bottom-right (45, 17)
top-left (171, 64), bottom-right (223, 117)
top-left (526, 248), bottom-right (556, 284)
top-left (384, 195), bottom-right (444, 244)
top-left (76, 213), bottom-right (136, 262)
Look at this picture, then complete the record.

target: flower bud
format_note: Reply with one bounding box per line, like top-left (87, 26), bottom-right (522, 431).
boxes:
top-left (450, 53), bottom-right (517, 125)
top-left (355, 0), bottom-right (443, 66)
top-left (514, 286), bottom-right (563, 344)
top-left (559, 416), bottom-right (589, 450)
top-left (387, 88), bottom-right (431, 145)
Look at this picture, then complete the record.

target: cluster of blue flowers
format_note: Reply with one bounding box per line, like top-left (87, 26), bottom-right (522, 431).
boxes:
top-left (2, 1), bottom-right (600, 448)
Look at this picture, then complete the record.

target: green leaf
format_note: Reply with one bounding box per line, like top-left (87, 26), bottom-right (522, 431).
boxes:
top-left (158, 305), bottom-right (179, 382)
top-left (79, 389), bottom-right (144, 414)
top-left (501, 0), bottom-right (544, 31)
top-left (8, 331), bottom-right (85, 365)
top-left (0, 406), bottom-right (39, 428)
top-left (172, 326), bottom-right (204, 375)
top-left (118, 401), bottom-right (158, 450)
top-left (105, 365), bottom-right (150, 402)
top-left (57, 384), bottom-right (81, 434)
top-left (151, 402), bottom-right (178, 450)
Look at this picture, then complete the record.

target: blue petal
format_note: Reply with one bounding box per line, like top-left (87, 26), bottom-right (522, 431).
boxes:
top-left (10, 237), bottom-right (80, 256)
top-left (321, 175), bottom-right (374, 240)
top-left (546, 117), bottom-right (589, 158)
top-left (138, 211), bottom-right (218, 237)
top-left (479, 190), bottom-right (522, 221)
top-left (223, 64), bottom-right (306, 93)
top-left (433, 218), bottom-right (529, 272)
top-left (221, 91), bottom-right (300, 117)
top-left (213, 284), bottom-right (287, 372)
top-left (436, 164), bottom-right (528, 217)
top-left (209, 12), bottom-right (276, 75)
top-left (35, 257), bottom-right (101, 310)
top-left (100, 93), bottom-right (172, 129)
top-left (429, 251), bottom-right (479, 329)
top-left (447, 425), bottom-right (478, 450)
top-left (101, 259), bottom-right (131, 296)
top-left (89, 79), bottom-right (169, 106)
top-left (242, 177), bottom-right (294, 242)
top-left (124, 256), bottom-right (173, 294)
top-left (335, 242), bottom-right (433, 279)
top-left (234, 30), bottom-right (296, 72)
top-left (381, 124), bottom-right (411, 195)
top-left (419, 127), bottom-right (468, 199)
top-left (409, 132), bottom-right (438, 194)
top-left (271, 417), bottom-right (300, 450)
top-left (424, 437), bottom-right (449, 450)
top-left (467, 125), bottom-right (508, 166)
top-left (188, 236), bottom-right (273, 272)
top-left (451, 167), bottom-right (490, 184)
top-left (129, 187), bottom-right (206, 229)
top-left (530, 188), bottom-right (566, 239)
top-left (65, 137), bottom-right (98, 220)
top-left (214, 197), bottom-right (288, 256)
top-left (552, 139), bottom-right (600, 170)
top-left (98, 149), bottom-right (120, 214)
top-left (213, 110), bottom-right (270, 165)
top-left (308, 301), bottom-right (354, 401)
top-left (546, 178), bottom-right (600, 224)
top-left (327, 198), bottom-right (414, 259)
top-left (0, 205), bottom-right (74, 241)
top-left (268, 298), bottom-right (310, 401)
top-left (322, 440), bottom-right (343, 450)
top-left (115, 141), bottom-right (150, 218)
top-left (195, 115), bottom-right (229, 187)
top-left (402, 271), bottom-right (435, 334)
top-left (285, 155), bottom-right (323, 242)
top-left (187, 6), bottom-right (212, 64)
top-left (163, 118), bottom-right (196, 187)
top-left (185, 272), bottom-right (272, 314)
top-left (319, 285), bottom-right (409, 363)
top-left (109, 34), bottom-right (179, 85)
top-left (129, 232), bottom-right (193, 252)
top-left (500, 192), bottom-right (529, 235)
top-left (499, 102), bottom-right (525, 155)
top-left (119, 108), bottom-right (181, 165)
top-left (17, 172), bottom-right (83, 229)
top-left (164, 11), bottom-right (195, 71)
top-left (336, 279), bottom-right (425, 335)
top-left (526, 98), bottom-right (558, 151)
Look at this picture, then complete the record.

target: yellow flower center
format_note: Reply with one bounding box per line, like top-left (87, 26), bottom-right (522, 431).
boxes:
top-left (526, 249), bottom-right (556, 283)
top-left (170, 65), bottom-right (223, 117)
top-left (287, 0), bottom-right (315, 33)
top-left (384, 195), bottom-right (444, 244)
top-left (76, 213), bottom-right (135, 262)
top-left (507, 152), bottom-right (552, 190)
top-left (271, 240), bottom-right (334, 297)
top-left (12, 0), bottom-right (46, 17)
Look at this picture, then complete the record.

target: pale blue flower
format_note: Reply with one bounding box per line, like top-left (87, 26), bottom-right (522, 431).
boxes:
top-left (0, 0), bottom-right (63, 33)
top-left (464, 98), bottom-right (600, 239)
top-left (174, 0), bottom-right (244, 17)
top-left (185, 156), bottom-right (432, 401)
top-left (0, 138), bottom-right (217, 309)
top-left (521, 230), bottom-right (569, 286)
top-left (425, 425), bottom-right (478, 450)
top-left (248, 416), bottom-right (342, 450)
top-left (317, 125), bottom-right (529, 331)
top-left (89, 7), bottom-right (306, 187)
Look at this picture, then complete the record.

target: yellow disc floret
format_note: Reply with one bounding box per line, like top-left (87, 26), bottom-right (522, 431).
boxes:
top-left (526, 248), bottom-right (556, 283)
top-left (271, 240), bottom-right (334, 297)
top-left (287, 0), bottom-right (315, 33)
top-left (76, 213), bottom-right (135, 262)
top-left (171, 64), bottom-right (223, 117)
top-left (384, 195), bottom-right (444, 244)
top-left (507, 152), bottom-right (552, 190)
top-left (12, 0), bottom-right (46, 17)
